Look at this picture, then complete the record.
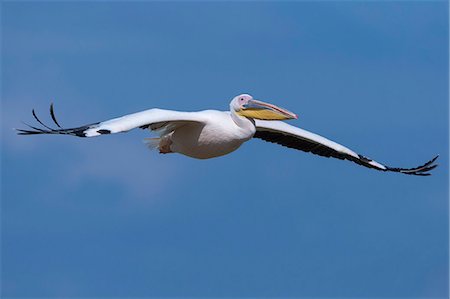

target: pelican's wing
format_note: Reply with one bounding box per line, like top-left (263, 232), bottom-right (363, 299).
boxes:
top-left (254, 120), bottom-right (438, 176)
top-left (16, 104), bottom-right (205, 137)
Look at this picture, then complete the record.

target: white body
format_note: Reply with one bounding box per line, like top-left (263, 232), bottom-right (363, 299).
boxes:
top-left (169, 111), bottom-right (255, 159)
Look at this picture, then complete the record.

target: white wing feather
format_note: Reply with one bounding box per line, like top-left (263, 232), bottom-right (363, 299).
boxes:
top-left (18, 106), bottom-right (206, 138)
top-left (84, 109), bottom-right (205, 137)
top-left (254, 120), bottom-right (438, 175)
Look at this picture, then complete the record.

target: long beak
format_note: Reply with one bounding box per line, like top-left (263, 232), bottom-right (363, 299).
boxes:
top-left (239, 99), bottom-right (298, 120)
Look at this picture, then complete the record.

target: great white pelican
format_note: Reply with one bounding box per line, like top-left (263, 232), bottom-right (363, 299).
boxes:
top-left (17, 94), bottom-right (438, 176)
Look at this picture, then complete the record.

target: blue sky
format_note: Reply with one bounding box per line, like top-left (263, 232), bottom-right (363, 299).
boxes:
top-left (1, 1), bottom-right (448, 298)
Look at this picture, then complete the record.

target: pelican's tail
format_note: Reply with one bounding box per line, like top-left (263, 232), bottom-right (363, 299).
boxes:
top-left (144, 138), bottom-right (160, 151)
top-left (144, 136), bottom-right (173, 154)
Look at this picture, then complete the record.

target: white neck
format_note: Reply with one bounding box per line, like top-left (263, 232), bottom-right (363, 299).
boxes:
top-left (230, 108), bottom-right (256, 136)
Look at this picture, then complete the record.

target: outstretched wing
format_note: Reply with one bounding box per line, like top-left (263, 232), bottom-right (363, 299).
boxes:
top-left (254, 120), bottom-right (438, 176)
top-left (16, 104), bottom-right (206, 137)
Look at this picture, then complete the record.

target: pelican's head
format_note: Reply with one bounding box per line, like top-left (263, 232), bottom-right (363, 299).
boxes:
top-left (230, 94), bottom-right (297, 120)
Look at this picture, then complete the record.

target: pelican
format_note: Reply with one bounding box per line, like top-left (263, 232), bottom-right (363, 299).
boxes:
top-left (17, 94), bottom-right (438, 176)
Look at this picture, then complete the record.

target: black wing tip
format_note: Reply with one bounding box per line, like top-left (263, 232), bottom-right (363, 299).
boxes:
top-left (431, 154), bottom-right (439, 163)
top-left (17, 104), bottom-right (92, 137)
top-left (15, 128), bottom-right (46, 135)
top-left (386, 155), bottom-right (439, 176)
top-left (49, 103), bottom-right (62, 128)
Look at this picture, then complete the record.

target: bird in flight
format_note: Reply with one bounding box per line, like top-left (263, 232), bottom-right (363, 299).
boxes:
top-left (17, 94), bottom-right (438, 176)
